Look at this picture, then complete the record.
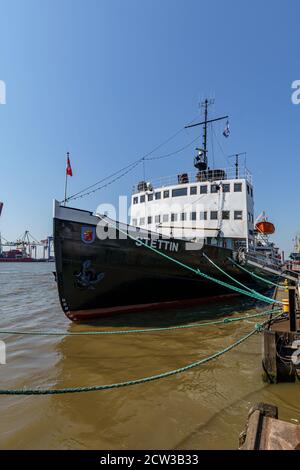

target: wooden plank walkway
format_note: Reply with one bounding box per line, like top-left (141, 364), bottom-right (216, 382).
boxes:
top-left (240, 403), bottom-right (300, 450)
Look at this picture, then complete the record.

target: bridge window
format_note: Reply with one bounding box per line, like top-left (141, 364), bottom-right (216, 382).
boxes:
top-left (181, 213), bottom-right (187, 221)
top-left (172, 187), bottom-right (188, 197)
top-left (171, 213), bottom-right (178, 222)
top-left (200, 211), bottom-right (207, 220)
top-left (163, 190), bottom-right (170, 198)
top-left (140, 195), bottom-right (145, 203)
top-left (200, 185), bottom-right (207, 194)
top-left (234, 183), bottom-right (242, 192)
top-left (211, 184), bottom-right (220, 193)
top-left (222, 211), bottom-right (230, 220)
top-left (190, 212), bottom-right (197, 221)
top-left (223, 184), bottom-right (230, 192)
top-left (133, 197), bottom-right (138, 204)
top-left (190, 186), bottom-right (197, 195)
top-left (147, 216), bottom-right (152, 224)
top-left (234, 211), bottom-right (243, 220)
top-left (148, 193), bottom-right (153, 201)
top-left (155, 192), bottom-right (161, 200)
top-left (210, 211), bottom-right (218, 220)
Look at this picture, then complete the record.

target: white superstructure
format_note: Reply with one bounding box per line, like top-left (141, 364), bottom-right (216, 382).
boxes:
top-left (130, 165), bottom-right (254, 251)
top-left (129, 99), bottom-right (259, 251)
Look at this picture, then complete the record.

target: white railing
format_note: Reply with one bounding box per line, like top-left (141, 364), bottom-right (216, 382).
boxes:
top-left (246, 251), bottom-right (282, 269)
top-left (132, 166), bottom-right (252, 193)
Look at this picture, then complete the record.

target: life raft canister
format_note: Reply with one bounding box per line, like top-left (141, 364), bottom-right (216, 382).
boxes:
top-left (255, 221), bottom-right (275, 234)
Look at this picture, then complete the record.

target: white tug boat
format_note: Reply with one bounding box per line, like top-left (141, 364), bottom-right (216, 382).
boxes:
top-left (53, 100), bottom-right (281, 321)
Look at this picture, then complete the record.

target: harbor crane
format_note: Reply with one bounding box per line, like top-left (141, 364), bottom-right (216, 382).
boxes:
top-left (0, 231), bottom-right (53, 259)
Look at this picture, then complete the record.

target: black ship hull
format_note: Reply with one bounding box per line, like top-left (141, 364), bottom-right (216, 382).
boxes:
top-left (53, 203), bottom-right (277, 321)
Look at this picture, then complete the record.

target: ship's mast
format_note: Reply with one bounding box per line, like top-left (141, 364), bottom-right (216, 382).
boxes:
top-left (202, 98), bottom-right (211, 160)
top-left (228, 152), bottom-right (247, 179)
top-left (185, 99), bottom-right (228, 171)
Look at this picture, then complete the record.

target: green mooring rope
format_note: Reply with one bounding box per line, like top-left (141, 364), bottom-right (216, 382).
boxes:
top-left (0, 308), bottom-right (282, 337)
top-left (203, 252), bottom-right (268, 295)
top-left (228, 257), bottom-right (284, 289)
top-left (105, 220), bottom-right (282, 306)
top-left (0, 314), bottom-right (282, 396)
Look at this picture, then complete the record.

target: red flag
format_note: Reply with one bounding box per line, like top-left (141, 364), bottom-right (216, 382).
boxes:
top-left (66, 154), bottom-right (73, 177)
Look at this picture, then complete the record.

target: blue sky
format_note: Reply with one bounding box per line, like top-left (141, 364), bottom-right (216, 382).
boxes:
top-left (0, 0), bottom-right (299, 254)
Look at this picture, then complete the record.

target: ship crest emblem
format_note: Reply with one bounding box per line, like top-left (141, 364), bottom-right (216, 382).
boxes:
top-left (81, 226), bottom-right (96, 244)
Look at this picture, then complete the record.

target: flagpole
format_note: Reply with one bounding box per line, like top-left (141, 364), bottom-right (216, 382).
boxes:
top-left (64, 152), bottom-right (69, 206)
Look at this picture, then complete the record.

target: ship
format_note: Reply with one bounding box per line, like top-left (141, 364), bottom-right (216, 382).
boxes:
top-left (0, 248), bottom-right (36, 262)
top-left (290, 235), bottom-right (300, 261)
top-left (53, 100), bottom-right (282, 321)
top-left (287, 235), bottom-right (300, 272)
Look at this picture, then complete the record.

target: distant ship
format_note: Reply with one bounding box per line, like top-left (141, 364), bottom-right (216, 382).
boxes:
top-left (53, 100), bottom-right (282, 321)
top-left (0, 248), bottom-right (36, 262)
top-left (288, 235), bottom-right (300, 272)
top-left (290, 235), bottom-right (300, 261)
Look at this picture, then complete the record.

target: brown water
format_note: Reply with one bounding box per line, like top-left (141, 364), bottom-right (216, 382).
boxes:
top-left (0, 263), bottom-right (299, 450)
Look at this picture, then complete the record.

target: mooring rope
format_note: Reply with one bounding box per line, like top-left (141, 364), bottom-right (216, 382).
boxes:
top-left (202, 252), bottom-right (265, 295)
top-left (0, 308), bottom-right (282, 337)
top-left (0, 313), bottom-right (283, 396)
top-left (228, 257), bottom-right (284, 289)
top-left (103, 219), bottom-right (283, 306)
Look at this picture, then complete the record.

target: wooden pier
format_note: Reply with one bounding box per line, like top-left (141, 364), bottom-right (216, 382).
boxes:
top-left (262, 279), bottom-right (300, 382)
top-left (239, 403), bottom-right (300, 450)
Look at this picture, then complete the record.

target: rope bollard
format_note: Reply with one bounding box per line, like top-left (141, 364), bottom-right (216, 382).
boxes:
top-left (282, 299), bottom-right (289, 314)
